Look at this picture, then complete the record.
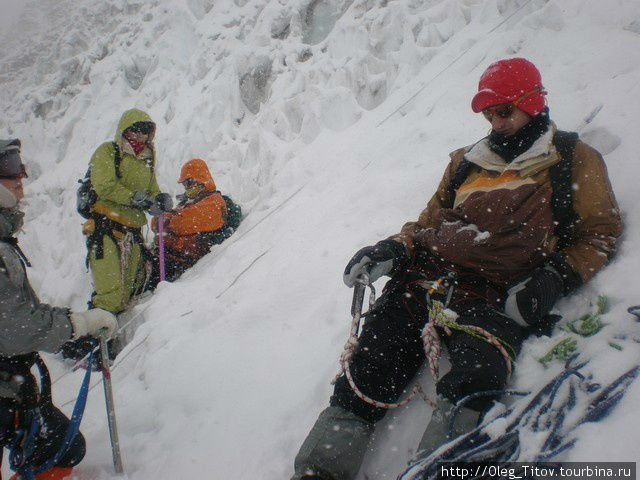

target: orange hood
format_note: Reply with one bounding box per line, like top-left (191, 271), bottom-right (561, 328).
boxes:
top-left (178, 158), bottom-right (217, 192)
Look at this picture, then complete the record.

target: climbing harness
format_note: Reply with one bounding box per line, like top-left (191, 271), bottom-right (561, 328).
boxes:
top-left (119, 231), bottom-right (134, 292)
top-left (421, 300), bottom-right (514, 381)
top-left (334, 272), bottom-right (513, 410)
top-left (333, 274), bottom-right (436, 409)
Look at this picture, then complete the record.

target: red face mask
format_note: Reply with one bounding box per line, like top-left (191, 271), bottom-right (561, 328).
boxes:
top-left (127, 138), bottom-right (146, 155)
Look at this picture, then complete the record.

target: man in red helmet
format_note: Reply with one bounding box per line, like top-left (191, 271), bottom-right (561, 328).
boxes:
top-left (290, 58), bottom-right (623, 480)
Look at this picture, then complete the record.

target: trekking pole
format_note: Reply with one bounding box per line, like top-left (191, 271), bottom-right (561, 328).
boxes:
top-left (157, 215), bottom-right (166, 282)
top-left (99, 334), bottom-right (124, 474)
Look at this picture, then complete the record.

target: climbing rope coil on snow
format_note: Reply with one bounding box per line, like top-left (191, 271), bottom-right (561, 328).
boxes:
top-left (398, 356), bottom-right (640, 480)
top-left (333, 275), bottom-right (513, 410)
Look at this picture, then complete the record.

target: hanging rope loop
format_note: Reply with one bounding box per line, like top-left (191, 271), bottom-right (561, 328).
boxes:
top-left (336, 272), bottom-right (515, 411)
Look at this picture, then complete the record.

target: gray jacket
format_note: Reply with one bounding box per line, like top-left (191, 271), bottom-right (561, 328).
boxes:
top-left (0, 207), bottom-right (73, 400)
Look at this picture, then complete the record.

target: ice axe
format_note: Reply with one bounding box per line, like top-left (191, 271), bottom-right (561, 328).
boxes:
top-left (99, 333), bottom-right (124, 474)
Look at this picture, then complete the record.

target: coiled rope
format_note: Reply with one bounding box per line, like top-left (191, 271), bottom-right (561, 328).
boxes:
top-left (334, 278), bottom-right (513, 410)
top-left (399, 358), bottom-right (640, 480)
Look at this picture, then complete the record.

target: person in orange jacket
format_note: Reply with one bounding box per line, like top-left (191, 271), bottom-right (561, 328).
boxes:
top-left (152, 158), bottom-right (242, 283)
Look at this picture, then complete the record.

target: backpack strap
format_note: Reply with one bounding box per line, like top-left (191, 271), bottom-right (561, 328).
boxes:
top-left (550, 130), bottom-right (580, 250)
top-left (446, 158), bottom-right (474, 207)
top-left (111, 142), bottom-right (122, 179)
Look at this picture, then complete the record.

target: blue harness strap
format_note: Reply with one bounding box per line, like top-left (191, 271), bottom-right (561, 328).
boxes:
top-left (9, 347), bottom-right (95, 479)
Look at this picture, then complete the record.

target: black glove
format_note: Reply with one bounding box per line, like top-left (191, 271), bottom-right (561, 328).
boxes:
top-left (61, 336), bottom-right (97, 361)
top-left (149, 193), bottom-right (173, 216)
top-left (61, 336), bottom-right (120, 371)
top-left (131, 191), bottom-right (173, 216)
top-left (504, 266), bottom-right (564, 327)
top-left (343, 239), bottom-right (408, 287)
top-left (131, 191), bottom-right (154, 209)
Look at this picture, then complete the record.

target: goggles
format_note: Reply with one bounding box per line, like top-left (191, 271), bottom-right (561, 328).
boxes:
top-left (481, 87), bottom-right (546, 122)
top-left (127, 121), bottom-right (154, 135)
top-left (182, 178), bottom-right (201, 188)
top-left (182, 179), bottom-right (205, 198)
top-left (482, 103), bottom-right (515, 122)
top-left (0, 151), bottom-right (27, 179)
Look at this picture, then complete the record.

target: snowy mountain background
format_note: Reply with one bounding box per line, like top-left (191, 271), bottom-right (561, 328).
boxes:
top-left (2, 0), bottom-right (640, 478)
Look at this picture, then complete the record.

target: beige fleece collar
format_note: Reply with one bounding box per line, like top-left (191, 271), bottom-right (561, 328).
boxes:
top-left (465, 126), bottom-right (560, 177)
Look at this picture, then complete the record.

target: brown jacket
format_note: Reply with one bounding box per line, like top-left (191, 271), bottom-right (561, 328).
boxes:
top-left (392, 127), bottom-right (623, 288)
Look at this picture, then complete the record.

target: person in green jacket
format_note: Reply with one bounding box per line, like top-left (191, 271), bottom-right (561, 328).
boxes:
top-left (84, 109), bottom-right (172, 314)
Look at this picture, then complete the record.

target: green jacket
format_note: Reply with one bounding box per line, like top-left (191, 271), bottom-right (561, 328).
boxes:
top-left (90, 109), bottom-right (160, 228)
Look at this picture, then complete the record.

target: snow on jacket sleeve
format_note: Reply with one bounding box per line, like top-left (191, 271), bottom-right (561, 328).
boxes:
top-left (0, 242), bottom-right (73, 355)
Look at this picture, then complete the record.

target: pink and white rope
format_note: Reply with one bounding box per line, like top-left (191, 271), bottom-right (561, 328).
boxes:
top-left (335, 298), bottom-right (513, 411)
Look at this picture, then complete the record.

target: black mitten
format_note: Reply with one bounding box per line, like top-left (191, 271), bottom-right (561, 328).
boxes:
top-left (149, 193), bottom-right (173, 216)
top-left (504, 266), bottom-right (564, 327)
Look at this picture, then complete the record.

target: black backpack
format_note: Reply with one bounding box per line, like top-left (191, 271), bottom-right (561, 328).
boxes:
top-left (77, 142), bottom-right (121, 219)
top-left (447, 130), bottom-right (580, 249)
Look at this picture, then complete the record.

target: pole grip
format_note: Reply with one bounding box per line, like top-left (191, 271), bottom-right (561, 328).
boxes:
top-left (158, 215), bottom-right (166, 282)
top-left (351, 282), bottom-right (366, 318)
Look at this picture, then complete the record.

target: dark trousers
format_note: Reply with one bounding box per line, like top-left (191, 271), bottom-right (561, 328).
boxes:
top-left (148, 249), bottom-right (198, 287)
top-left (331, 256), bottom-right (528, 423)
top-left (1, 400), bottom-right (86, 470)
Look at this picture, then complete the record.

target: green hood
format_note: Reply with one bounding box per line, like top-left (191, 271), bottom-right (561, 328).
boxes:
top-left (115, 108), bottom-right (156, 142)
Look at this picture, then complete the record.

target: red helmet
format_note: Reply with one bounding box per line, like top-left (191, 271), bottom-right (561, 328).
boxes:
top-left (471, 58), bottom-right (547, 116)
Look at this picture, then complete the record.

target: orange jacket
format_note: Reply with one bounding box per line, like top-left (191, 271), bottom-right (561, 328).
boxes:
top-left (162, 159), bottom-right (228, 256)
top-left (166, 193), bottom-right (227, 236)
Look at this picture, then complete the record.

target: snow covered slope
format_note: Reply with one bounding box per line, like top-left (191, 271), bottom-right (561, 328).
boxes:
top-left (1, 0), bottom-right (640, 478)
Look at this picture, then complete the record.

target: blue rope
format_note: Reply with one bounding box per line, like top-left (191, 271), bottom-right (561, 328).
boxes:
top-left (11, 346), bottom-right (96, 479)
top-left (398, 359), bottom-right (639, 480)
